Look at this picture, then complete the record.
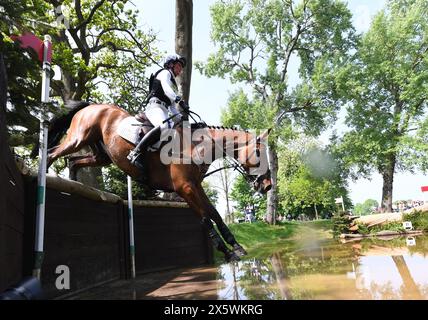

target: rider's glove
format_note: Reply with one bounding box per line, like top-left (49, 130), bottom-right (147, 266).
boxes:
top-left (175, 95), bottom-right (181, 103)
top-left (179, 100), bottom-right (189, 110)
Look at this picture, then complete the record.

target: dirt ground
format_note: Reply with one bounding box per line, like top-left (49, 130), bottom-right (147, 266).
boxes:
top-left (66, 266), bottom-right (220, 300)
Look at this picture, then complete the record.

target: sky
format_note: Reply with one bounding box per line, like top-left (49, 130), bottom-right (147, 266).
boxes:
top-left (134, 0), bottom-right (428, 214)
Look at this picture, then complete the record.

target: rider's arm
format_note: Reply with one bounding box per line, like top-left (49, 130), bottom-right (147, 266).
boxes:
top-left (157, 70), bottom-right (179, 104)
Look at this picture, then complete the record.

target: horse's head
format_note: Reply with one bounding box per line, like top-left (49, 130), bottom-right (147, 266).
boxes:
top-left (238, 129), bottom-right (272, 194)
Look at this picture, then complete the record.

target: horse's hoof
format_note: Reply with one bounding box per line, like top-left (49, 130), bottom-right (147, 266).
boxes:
top-left (233, 245), bottom-right (248, 257)
top-left (225, 251), bottom-right (241, 262)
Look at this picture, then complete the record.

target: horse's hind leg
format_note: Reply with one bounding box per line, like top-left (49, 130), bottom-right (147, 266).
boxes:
top-left (47, 135), bottom-right (87, 168)
top-left (69, 153), bottom-right (112, 178)
top-left (69, 143), bottom-right (112, 179)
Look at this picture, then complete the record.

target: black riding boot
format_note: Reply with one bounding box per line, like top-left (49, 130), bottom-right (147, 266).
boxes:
top-left (127, 126), bottom-right (161, 174)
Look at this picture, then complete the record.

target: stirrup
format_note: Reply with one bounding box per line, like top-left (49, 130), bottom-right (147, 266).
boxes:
top-left (128, 149), bottom-right (147, 182)
top-left (127, 149), bottom-right (140, 164)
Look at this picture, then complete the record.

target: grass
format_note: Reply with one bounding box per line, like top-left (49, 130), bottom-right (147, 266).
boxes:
top-left (300, 219), bottom-right (333, 231)
top-left (210, 220), bottom-right (335, 263)
top-left (210, 219), bottom-right (335, 263)
top-left (356, 221), bottom-right (405, 235)
top-left (212, 221), bottom-right (298, 263)
top-left (227, 221), bottom-right (299, 249)
top-left (403, 210), bottom-right (428, 231)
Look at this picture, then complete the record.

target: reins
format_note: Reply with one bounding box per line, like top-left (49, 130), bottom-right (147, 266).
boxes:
top-left (133, 104), bottom-right (260, 182)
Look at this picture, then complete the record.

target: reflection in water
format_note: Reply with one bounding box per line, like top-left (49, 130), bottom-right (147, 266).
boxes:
top-left (270, 252), bottom-right (291, 300)
top-left (216, 235), bottom-right (428, 300)
top-left (391, 256), bottom-right (422, 300)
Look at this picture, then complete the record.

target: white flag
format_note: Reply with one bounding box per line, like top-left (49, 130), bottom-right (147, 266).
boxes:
top-left (335, 197), bottom-right (343, 204)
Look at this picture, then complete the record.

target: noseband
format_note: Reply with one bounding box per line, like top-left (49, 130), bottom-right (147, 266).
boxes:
top-left (198, 127), bottom-right (270, 190)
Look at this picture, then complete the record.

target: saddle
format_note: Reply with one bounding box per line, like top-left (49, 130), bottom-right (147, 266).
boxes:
top-left (135, 112), bottom-right (154, 137)
top-left (117, 113), bottom-right (156, 147)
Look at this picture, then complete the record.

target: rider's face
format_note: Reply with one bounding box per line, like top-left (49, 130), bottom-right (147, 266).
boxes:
top-left (173, 62), bottom-right (183, 76)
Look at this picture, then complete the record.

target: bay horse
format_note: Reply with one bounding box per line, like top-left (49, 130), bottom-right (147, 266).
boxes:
top-left (41, 101), bottom-right (272, 262)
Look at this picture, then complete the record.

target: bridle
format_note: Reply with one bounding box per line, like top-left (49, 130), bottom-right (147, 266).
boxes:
top-left (178, 108), bottom-right (269, 187)
top-left (203, 133), bottom-right (269, 189)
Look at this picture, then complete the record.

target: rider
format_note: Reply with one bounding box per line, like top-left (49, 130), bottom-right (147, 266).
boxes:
top-left (127, 53), bottom-right (188, 171)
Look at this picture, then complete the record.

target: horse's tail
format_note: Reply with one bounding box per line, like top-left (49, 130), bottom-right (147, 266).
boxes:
top-left (30, 101), bottom-right (90, 158)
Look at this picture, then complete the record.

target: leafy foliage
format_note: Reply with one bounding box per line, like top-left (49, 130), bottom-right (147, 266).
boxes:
top-left (356, 221), bottom-right (405, 235)
top-left (1, 0), bottom-right (159, 149)
top-left (332, 211), bottom-right (351, 237)
top-left (102, 165), bottom-right (147, 200)
top-left (230, 175), bottom-right (267, 220)
top-left (333, 0), bottom-right (428, 209)
top-left (198, 0), bottom-right (356, 133)
top-left (403, 210), bottom-right (428, 231)
top-left (1, 0), bottom-right (160, 191)
top-left (353, 199), bottom-right (379, 216)
top-left (202, 180), bottom-right (219, 206)
top-left (198, 0), bottom-right (356, 222)
top-left (278, 136), bottom-right (350, 219)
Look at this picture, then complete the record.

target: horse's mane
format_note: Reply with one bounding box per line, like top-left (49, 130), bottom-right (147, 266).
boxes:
top-left (190, 122), bottom-right (248, 133)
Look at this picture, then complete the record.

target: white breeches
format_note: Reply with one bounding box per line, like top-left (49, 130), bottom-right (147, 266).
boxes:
top-left (145, 101), bottom-right (174, 131)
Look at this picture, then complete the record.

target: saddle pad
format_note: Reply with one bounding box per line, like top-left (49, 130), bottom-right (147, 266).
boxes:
top-left (117, 116), bottom-right (161, 150)
top-left (117, 116), bottom-right (142, 146)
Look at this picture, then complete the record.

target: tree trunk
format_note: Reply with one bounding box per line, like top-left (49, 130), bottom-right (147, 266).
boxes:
top-left (232, 263), bottom-right (238, 299)
top-left (391, 255), bottom-right (422, 299)
top-left (266, 143), bottom-right (278, 225)
top-left (162, 0), bottom-right (192, 201)
top-left (0, 52), bottom-right (7, 116)
top-left (270, 252), bottom-right (291, 299)
top-left (380, 154), bottom-right (396, 213)
top-left (220, 166), bottom-right (232, 222)
top-left (175, 0), bottom-right (193, 103)
top-left (73, 163), bottom-right (103, 190)
top-left (68, 145), bottom-right (103, 190)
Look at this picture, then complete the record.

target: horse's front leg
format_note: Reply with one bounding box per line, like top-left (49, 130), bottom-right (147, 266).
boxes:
top-left (209, 211), bottom-right (248, 258)
top-left (195, 188), bottom-right (247, 257)
top-left (175, 181), bottom-right (240, 262)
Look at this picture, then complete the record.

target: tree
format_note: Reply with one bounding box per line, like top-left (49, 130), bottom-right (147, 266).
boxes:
top-left (278, 138), bottom-right (350, 219)
top-left (160, 0), bottom-right (193, 201)
top-left (102, 165), bottom-right (148, 200)
top-left (202, 180), bottom-right (219, 206)
top-left (2, 0), bottom-right (158, 188)
top-left (175, 0), bottom-right (192, 103)
top-left (230, 175), bottom-right (267, 220)
top-left (1, 1), bottom-right (48, 148)
top-left (206, 160), bottom-right (236, 223)
top-left (353, 199), bottom-right (379, 216)
top-left (197, 0), bottom-right (355, 224)
top-left (335, 0), bottom-right (428, 212)
top-left (216, 164), bottom-right (234, 223)
top-left (51, 0), bottom-right (157, 187)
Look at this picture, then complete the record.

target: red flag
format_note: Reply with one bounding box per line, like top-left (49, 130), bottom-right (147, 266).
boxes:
top-left (421, 186), bottom-right (428, 192)
top-left (10, 32), bottom-right (52, 63)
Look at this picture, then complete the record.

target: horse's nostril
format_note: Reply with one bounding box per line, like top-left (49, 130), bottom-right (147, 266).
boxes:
top-left (264, 184), bottom-right (272, 192)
